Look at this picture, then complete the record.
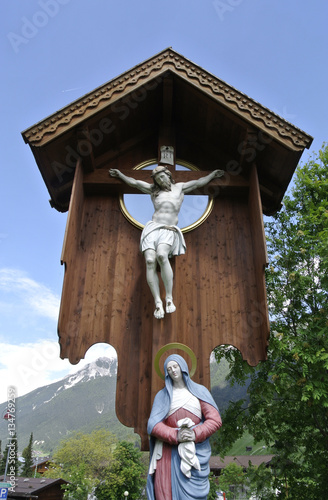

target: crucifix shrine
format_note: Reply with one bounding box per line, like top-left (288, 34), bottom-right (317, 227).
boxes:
top-left (22, 48), bottom-right (313, 449)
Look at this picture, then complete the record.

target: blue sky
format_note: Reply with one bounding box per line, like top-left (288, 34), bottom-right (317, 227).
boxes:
top-left (0, 0), bottom-right (327, 404)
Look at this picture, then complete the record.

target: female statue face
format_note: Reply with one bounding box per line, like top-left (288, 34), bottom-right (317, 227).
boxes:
top-left (167, 360), bottom-right (183, 383)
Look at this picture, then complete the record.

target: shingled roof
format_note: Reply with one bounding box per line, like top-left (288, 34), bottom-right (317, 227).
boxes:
top-left (0, 476), bottom-right (68, 499)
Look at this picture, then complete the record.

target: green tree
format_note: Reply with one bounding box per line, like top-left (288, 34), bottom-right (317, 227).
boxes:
top-left (62, 463), bottom-right (94, 500)
top-left (218, 462), bottom-right (247, 499)
top-left (213, 144), bottom-right (328, 498)
top-left (0, 433), bottom-right (19, 478)
top-left (96, 441), bottom-right (146, 500)
top-left (0, 446), bottom-right (8, 475)
top-left (42, 461), bottom-right (63, 479)
top-left (21, 432), bottom-right (34, 477)
top-left (53, 429), bottom-right (117, 478)
top-left (208, 472), bottom-right (220, 500)
top-left (246, 463), bottom-right (276, 500)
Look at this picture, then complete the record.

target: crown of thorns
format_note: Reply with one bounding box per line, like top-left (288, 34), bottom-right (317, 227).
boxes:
top-left (151, 165), bottom-right (171, 178)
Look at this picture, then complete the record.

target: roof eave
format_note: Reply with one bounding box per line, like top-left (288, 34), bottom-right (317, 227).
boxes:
top-left (22, 48), bottom-right (313, 152)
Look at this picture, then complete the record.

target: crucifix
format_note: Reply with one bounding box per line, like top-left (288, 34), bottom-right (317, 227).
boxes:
top-left (109, 161), bottom-right (224, 319)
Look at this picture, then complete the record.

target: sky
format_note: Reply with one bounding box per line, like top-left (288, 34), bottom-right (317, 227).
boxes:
top-left (0, 0), bottom-right (327, 405)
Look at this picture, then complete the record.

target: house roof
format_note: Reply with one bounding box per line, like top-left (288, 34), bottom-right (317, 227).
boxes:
top-left (0, 476), bottom-right (68, 498)
top-left (22, 48), bottom-right (313, 214)
top-left (31, 457), bottom-right (50, 468)
top-left (210, 454), bottom-right (275, 470)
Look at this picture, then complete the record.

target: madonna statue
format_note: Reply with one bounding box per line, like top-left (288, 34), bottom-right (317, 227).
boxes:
top-left (147, 354), bottom-right (222, 500)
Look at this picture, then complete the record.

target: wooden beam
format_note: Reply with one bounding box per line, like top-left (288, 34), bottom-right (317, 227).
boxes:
top-left (76, 127), bottom-right (96, 173)
top-left (248, 164), bottom-right (270, 356)
top-left (158, 75), bottom-right (175, 164)
top-left (162, 76), bottom-right (173, 126)
top-left (83, 169), bottom-right (249, 196)
top-left (94, 127), bottom-right (157, 169)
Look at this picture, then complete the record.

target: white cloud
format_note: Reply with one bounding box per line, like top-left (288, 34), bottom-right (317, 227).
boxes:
top-left (0, 268), bottom-right (60, 322)
top-left (0, 340), bottom-right (69, 404)
top-left (78, 343), bottom-right (117, 366)
top-left (0, 268), bottom-right (117, 404)
top-left (0, 340), bottom-right (117, 404)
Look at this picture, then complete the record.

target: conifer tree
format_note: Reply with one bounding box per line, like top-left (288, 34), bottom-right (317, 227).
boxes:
top-left (0, 446), bottom-right (8, 475)
top-left (0, 433), bottom-right (19, 478)
top-left (21, 433), bottom-right (34, 477)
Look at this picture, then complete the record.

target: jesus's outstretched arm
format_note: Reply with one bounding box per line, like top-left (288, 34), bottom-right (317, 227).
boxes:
top-left (180, 169), bottom-right (224, 194)
top-left (109, 168), bottom-right (153, 194)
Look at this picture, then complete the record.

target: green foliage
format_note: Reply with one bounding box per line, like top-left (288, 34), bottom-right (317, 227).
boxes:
top-left (213, 144), bottom-right (328, 498)
top-left (0, 448), bottom-right (7, 475)
top-left (42, 461), bottom-right (63, 479)
top-left (46, 433), bottom-right (146, 499)
top-left (218, 462), bottom-right (247, 499)
top-left (246, 463), bottom-right (276, 500)
top-left (62, 463), bottom-right (94, 500)
top-left (0, 433), bottom-right (19, 477)
top-left (95, 441), bottom-right (147, 500)
top-left (0, 446), bottom-right (6, 475)
top-left (21, 432), bottom-right (34, 477)
top-left (208, 472), bottom-right (220, 499)
top-left (53, 429), bottom-right (117, 477)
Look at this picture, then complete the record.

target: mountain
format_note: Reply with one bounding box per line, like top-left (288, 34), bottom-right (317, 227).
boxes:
top-left (0, 356), bottom-right (248, 454)
top-left (0, 357), bottom-right (136, 454)
top-left (210, 356), bottom-right (250, 412)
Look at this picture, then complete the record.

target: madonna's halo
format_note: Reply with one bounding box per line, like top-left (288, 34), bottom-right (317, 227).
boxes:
top-left (154, 342), bottom-right (197, 380)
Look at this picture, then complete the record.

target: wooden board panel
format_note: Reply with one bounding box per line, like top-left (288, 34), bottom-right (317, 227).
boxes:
top-left (58, 167), bottom-right (269, 448)
top-left (59, 185), bottom-right (154, 448)
top-left (248, 165), bottom-right (270, 357)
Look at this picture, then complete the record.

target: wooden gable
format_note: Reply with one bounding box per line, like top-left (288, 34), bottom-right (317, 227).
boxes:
top-left (22, 48), bottom-right (312, 215)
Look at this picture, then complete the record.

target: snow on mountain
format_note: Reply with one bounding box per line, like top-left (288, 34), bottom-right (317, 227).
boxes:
top-left (45, 357), bottom-right (117, 403)
top-left (0, 356), bottom-right (131, 452)
top-left (61, 357), bottom-right (117, 389)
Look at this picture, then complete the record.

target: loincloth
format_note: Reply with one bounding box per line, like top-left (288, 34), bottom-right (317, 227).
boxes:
top-left (140, 221), bottom-right (186, 256)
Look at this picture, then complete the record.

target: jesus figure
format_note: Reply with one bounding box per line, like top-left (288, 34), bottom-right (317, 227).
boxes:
top-left (109, 165), bottom-right (224, 319)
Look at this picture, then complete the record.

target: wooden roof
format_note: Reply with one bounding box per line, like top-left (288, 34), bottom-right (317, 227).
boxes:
top-left (0, 476), bottom-right (68, 498)
top-left (22, 48), bottom-right (312, 214)
top-left (31, 457), bottom-right (50, 469)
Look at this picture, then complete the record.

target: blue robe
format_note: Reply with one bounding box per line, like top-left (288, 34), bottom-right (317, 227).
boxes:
top-left (147, 355), bottom-right (221, 500)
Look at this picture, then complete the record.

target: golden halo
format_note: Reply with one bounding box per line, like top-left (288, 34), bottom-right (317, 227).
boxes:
top-left (118, 159), bottom-right (214, 233)
top-left (154, 343), bottom-right (197, 380)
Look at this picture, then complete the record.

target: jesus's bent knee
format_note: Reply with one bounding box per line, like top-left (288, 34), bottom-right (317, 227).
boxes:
top-left (156, 252), bottom-right (170, 264)
top-left (145, 256), bottom-right (156, 267)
